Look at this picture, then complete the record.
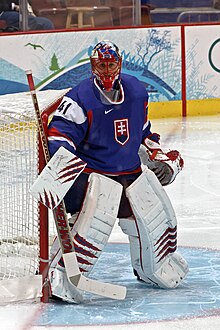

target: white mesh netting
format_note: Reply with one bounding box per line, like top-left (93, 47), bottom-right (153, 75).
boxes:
top-left (0, 89), bottom-right (68, 281)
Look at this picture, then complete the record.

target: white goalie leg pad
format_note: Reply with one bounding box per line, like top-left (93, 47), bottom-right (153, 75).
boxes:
top-left (119, 217), bottom-right (152, 286)
top-left (72, 173), bottom-right (122, 274)
top-left (50, 173), bottom-right (123, 277)
top-left (124, 168), bottom-right (188, 289)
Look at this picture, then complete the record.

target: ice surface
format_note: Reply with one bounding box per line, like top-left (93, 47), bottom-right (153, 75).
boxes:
top-left (0, 99), bottom-right (220, 330)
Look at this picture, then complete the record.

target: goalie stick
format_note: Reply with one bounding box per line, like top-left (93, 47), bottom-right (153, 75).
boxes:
top-left (26, 70), bottom-right (126, 301)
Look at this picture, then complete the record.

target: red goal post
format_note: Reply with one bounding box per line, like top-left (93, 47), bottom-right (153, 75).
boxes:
top-left (39, 96), bottom-right (65, 303)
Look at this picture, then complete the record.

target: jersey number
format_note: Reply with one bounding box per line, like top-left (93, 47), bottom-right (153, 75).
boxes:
top-left (57, 100), bottom-right (71, 115)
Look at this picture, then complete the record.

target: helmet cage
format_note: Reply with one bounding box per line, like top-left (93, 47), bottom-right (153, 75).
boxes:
top-left (90, 41), bottom-right (122, 91)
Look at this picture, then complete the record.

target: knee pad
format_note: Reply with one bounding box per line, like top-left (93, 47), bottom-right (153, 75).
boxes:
top-left (121, 168), bottom-right (188, 289)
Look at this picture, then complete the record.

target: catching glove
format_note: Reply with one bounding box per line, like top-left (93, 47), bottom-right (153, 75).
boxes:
top-left (140, 134), bottom-right (184, 186)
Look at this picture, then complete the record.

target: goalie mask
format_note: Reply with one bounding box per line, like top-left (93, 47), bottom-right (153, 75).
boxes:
top-left (90, 41), bottom-right (122, 92)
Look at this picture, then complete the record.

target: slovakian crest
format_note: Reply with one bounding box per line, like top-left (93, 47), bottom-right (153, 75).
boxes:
top-left (114, 119), bottom-right (129, 145)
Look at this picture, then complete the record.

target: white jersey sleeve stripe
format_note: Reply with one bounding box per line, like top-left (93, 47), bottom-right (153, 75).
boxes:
top-left (48, 136), bottom-right (76, 149)
top-left (143, 119), bottom-right (150, 131)
top-left (54, 96), bottom-right (87, 125)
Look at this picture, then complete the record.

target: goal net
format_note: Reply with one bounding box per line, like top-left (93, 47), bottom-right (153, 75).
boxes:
top-left (0, 89), bottom-right (68, 303)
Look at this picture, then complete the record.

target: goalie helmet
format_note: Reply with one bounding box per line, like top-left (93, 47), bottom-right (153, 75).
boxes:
top-left (90, 40), bottom-right (122, 92)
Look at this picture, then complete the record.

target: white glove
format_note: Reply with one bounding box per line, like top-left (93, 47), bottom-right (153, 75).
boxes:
top-left (140, 134), bottom-right (184, 186)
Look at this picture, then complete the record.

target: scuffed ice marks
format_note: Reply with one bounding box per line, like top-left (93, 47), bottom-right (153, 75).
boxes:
top-left (36, 244), bottom-right (220, 326)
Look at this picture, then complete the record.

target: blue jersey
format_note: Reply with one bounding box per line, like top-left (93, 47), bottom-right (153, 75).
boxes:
top-left (48, 73), bottom-right (153, 175)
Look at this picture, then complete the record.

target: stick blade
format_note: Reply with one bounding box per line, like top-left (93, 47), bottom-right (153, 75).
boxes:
top-left (77, 276), bottom-right (127, 300)
top-left (30, 146), bottom-right (86, 209)
top-left (63, 252), bottom-right (127, 300)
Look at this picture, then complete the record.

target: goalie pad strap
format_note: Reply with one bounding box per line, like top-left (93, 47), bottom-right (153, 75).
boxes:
top-left (124, 168), bottom-right (188, 288)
